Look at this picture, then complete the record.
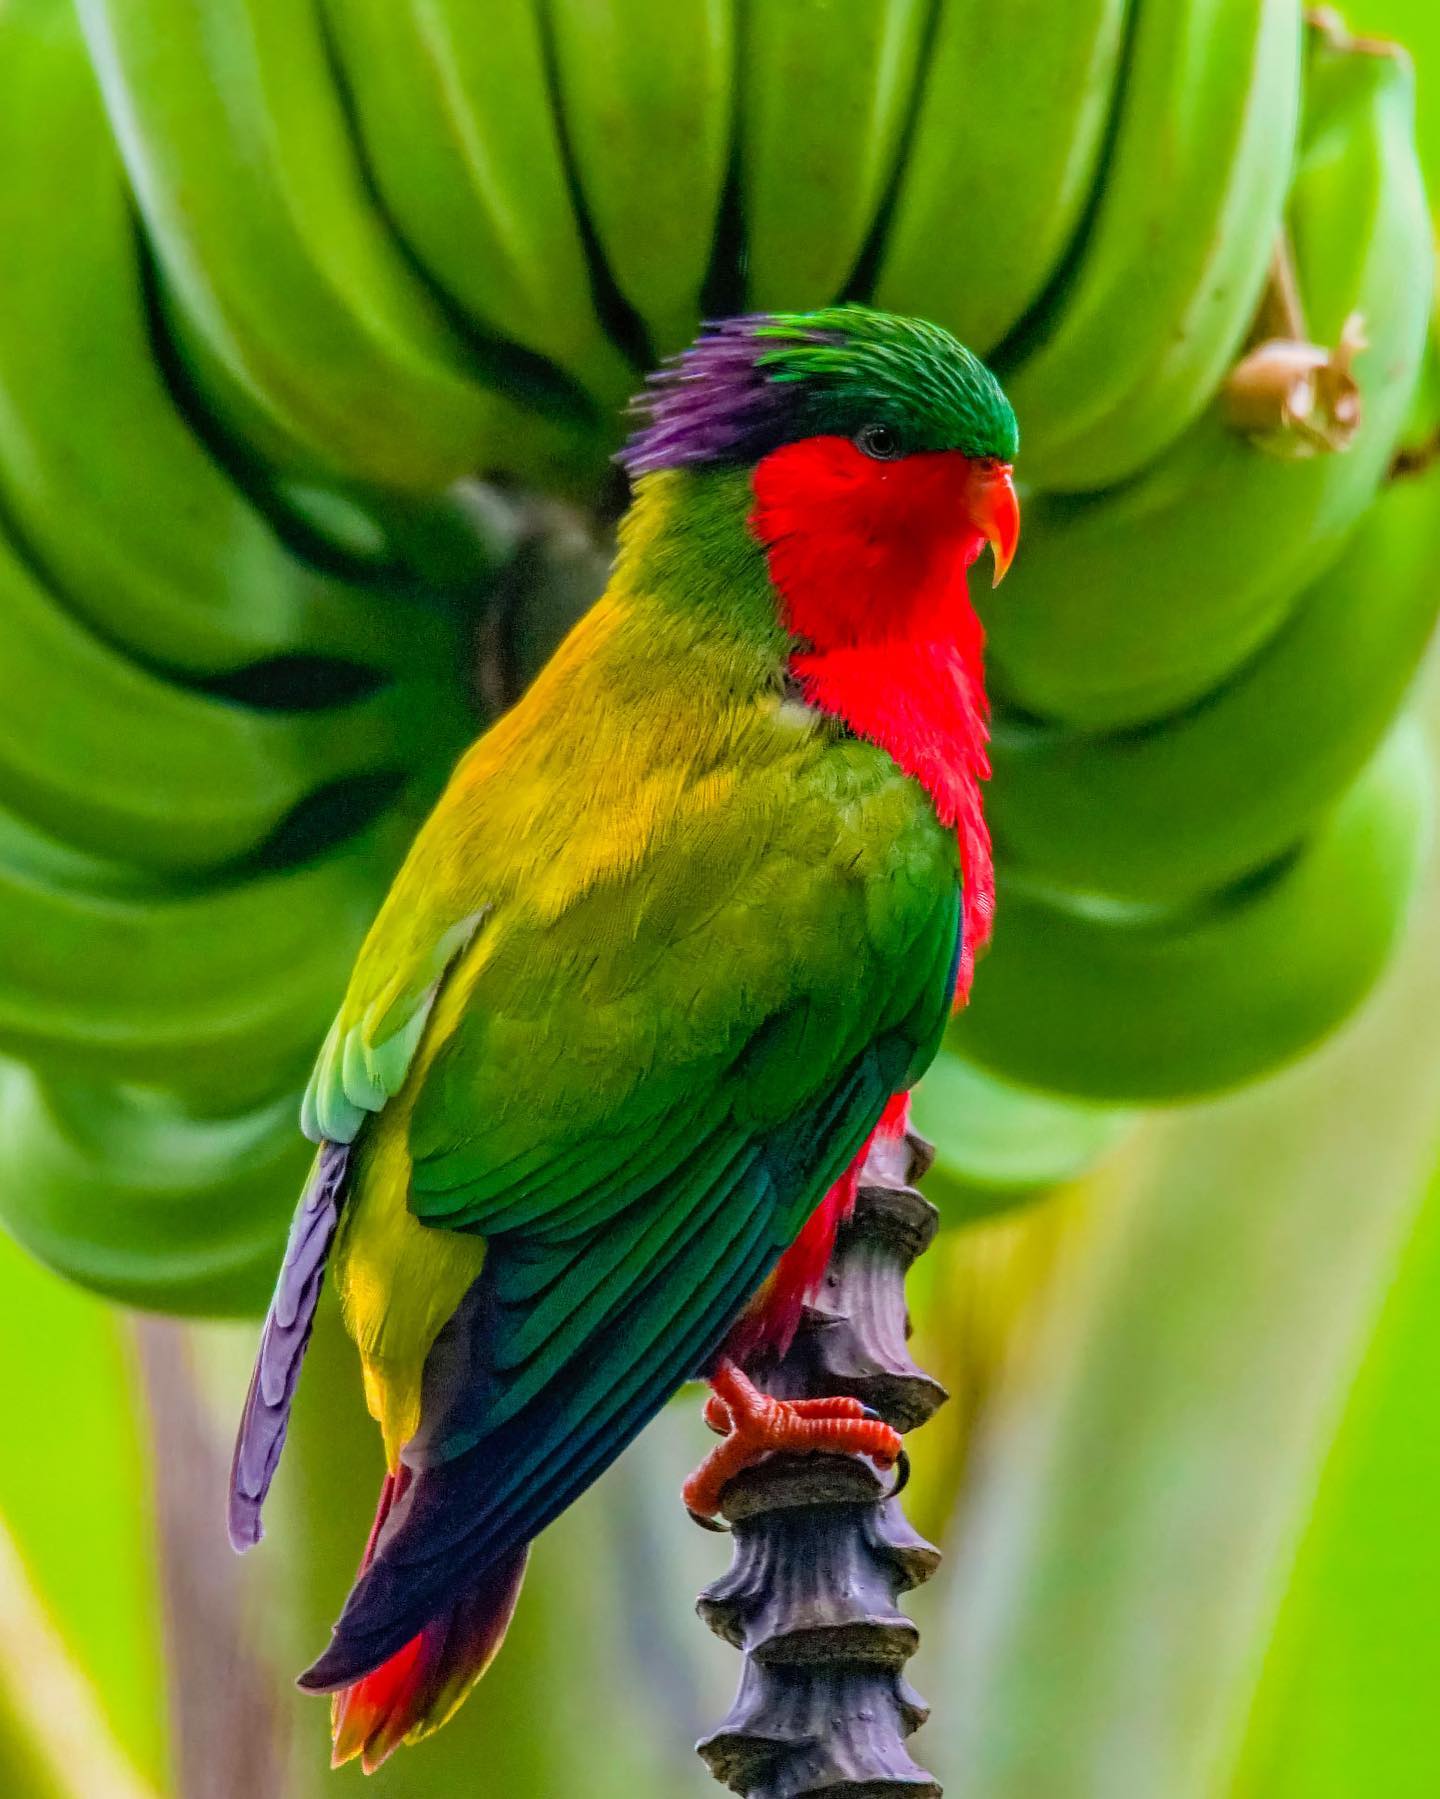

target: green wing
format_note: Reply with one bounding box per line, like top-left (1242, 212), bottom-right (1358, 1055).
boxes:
top-left (302, 740), bottom-right (961, 1686)
top-left (407, 741), bottom-right (956, 1229)
top-left (406, 809), bottom-right (960, 1436)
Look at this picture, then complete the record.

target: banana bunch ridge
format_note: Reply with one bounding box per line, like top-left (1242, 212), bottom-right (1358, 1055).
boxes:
top-left (0, 0), bottom-right (1431, 1303)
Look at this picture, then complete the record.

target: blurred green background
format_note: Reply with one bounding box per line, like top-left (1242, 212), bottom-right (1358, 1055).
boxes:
top-left (1, 1), bottom-right (1439, 1794)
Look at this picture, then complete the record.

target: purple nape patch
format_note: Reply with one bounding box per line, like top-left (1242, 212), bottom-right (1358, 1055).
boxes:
top-left (227, 1139), bottom-right (350, 1550)
top-left (619, 316), bottom-right (790, 477)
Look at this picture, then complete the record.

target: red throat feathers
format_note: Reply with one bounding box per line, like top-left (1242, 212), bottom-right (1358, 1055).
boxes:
top-left (750, 435), bottom-right (1003, 1003)
top-left (721, 439), bottom-right (1008, 1371)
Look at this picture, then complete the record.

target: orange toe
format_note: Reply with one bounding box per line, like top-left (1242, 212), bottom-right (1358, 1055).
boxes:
top-left (683, 1360), bottom-right (903, 1518)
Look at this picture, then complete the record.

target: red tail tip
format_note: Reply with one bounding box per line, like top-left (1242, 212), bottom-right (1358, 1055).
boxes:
top-left (331, 1636), bottom-right (428, 1774)
top-left (314, 1469), bottom-right (530, 1771)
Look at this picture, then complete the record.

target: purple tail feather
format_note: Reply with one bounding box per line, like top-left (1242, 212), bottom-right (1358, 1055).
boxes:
top-left (228, 1140), bottom-right (350, 1551)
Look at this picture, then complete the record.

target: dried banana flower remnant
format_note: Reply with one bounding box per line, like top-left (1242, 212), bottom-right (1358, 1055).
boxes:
top-left (1224, 312), bottom-right (1367, 456)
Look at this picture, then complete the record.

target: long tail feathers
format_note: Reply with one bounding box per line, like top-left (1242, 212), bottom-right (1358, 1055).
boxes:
top-left (321, 1468), bottom-right (529, 1773)
top-left (228, 1140), bottom-right (350, 1551)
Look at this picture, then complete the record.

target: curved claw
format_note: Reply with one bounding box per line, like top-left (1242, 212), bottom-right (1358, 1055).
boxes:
top-left (702, 1394), bottom-right (733, 1437)
top-left (687, 1505), bottom-right (731, 1534)
top-left (886, 1447), bottom-right (911, 1502)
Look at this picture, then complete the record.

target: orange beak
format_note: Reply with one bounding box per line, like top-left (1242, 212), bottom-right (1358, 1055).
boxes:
top-left (971, 461), bottom-right (1020, 587)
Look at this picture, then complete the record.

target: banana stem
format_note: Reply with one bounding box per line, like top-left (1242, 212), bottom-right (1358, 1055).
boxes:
top-left (478, 497), bottom-right (612, 712)
top-left (693, 1130), bottom-right (948, 1799)
top-left (1255, 235), bottom-right (1309, 345)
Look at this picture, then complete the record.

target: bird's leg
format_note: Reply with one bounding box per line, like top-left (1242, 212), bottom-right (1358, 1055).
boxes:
top-left (682, 1357), bottom-right (903, 1521)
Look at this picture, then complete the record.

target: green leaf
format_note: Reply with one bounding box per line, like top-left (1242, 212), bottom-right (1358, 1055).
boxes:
top-left (1229, 1159), bottom-right (1440, 1795)
top-left (0, 1228), bottom-right (167, 1791)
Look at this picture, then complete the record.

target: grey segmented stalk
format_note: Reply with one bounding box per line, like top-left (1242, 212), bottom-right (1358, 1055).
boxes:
top-left (694, 1128), bottom-right (949, 1798)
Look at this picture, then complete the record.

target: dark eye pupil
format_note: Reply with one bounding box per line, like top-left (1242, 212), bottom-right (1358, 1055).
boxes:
top-left (858, 423), bottom-right (901, 460)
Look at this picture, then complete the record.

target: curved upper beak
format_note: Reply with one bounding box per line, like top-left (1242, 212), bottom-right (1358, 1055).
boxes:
top-left (972, 461), bottom-right (1020, 587)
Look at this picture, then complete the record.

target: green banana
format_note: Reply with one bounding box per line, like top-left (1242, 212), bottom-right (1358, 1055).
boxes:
top-left (1361, 0), bottom-right (1440, 186)
top-left (543, 0), bottom-right (733, 360)
top-left (0, 1067), bottom-right (306, 1315)
top-left (0, 801), bottom-right (411, 1106)
top-left (954, 715), bottom-right (1432, 1102)
top-left (983, 30), bottom-right (1432, 728)
top-left (0, 0), bottom-right (447, 680)
top-left (912, 1052), bottom-right (1134, 1223)
top-left (320, 0), bottom-right (639, 425)
top-left (988, 450), bottom-right (1440, 903)
top-left (73, 0), bottom-right (591, 492)
top-left (874, 0), bottom-right (1130, 357)
top-left (999, 0), bottom-right (1301, 492)
top-left (0, 517), bottom-right (472, 874)
top-left (739, 0), bottom-right (932, 310)
top-left (258, 476), bottom-right (520, 616)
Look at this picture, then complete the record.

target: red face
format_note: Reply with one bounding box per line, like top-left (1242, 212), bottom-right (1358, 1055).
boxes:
top-left (749, 436), bottom-right (1020, 653)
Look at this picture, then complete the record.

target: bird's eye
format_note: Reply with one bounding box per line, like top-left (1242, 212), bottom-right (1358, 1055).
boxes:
top-left (856, 422), bottom-right (903, 461)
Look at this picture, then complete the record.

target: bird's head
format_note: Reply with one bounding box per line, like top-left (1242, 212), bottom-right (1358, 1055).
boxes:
top-left (620, 305), bottom-right (1019, 652)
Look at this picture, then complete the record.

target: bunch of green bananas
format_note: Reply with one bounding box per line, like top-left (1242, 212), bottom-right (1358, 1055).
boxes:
top-left (0, 0), bottom-right (1431, 1310)
top-left (952, 16), bottom-right (1439, 1105)
top-left (0, 0), bottom-right (493, 1309)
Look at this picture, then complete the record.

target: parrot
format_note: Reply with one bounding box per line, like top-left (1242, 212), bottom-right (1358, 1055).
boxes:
top-left (228, 304), bottom-right (1019, 1772)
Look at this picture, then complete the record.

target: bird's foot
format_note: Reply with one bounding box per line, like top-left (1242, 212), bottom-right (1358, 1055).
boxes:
top-left (682, 1358), bottom-right (903, 1523)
